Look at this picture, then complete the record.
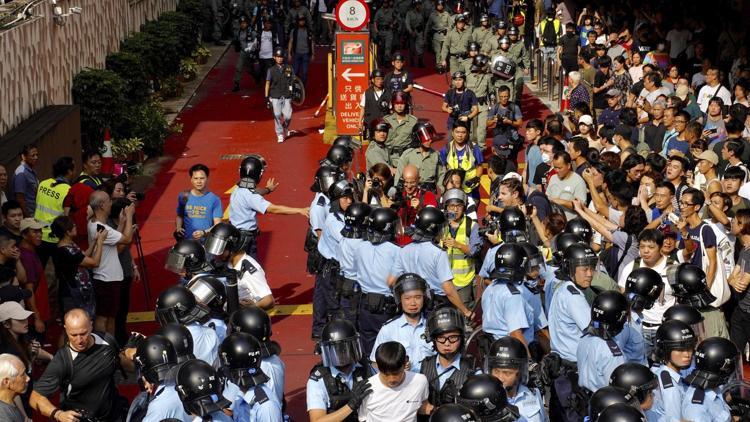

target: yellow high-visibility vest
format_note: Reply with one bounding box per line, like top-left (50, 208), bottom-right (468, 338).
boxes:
top-left (446, 143), bottom-right (477, 194)
top-left (34, 178), bottom-right (70, 243)
top-left (445, 216), bottom-right (475, 287)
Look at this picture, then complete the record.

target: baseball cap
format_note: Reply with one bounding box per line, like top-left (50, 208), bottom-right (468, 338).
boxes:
top-left (0, 301), bottom-right (33, 322)
top-left (697, 150), bottom-right (719, 166)
top-left (605, 88), bottom-right (622, 97)
top-left (19, 218), bottom-right (43, 233)
top-left (578, 115), bottom-right (594, 126)
top-left (0, 285), bottom-right (32, 303)
top-left (492, 135), bottom-right (511, 155)
top-left (675, 85), bottom-right (689, 101)
top-left (502, 172), bottom-right (522, 182)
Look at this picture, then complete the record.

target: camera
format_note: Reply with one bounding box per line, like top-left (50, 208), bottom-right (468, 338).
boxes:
top-left (450, 104), bottom-right (461, 119)
top-left (371, 177), bottom-right (381, 190)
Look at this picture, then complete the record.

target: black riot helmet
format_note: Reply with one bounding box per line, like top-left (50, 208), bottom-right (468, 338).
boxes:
top-left (486, 336), bottom-right (529, 387)
top-left (134, 334), bottom-right (178, 384)
top-left (155, 285), bottom-right (210, 327)
top-left (494, 20), bottom-right (507, 31)
top-left (371, 118), bottom-right (392, 135)
top-left (456, 374), bottom-right (519, 422)
top-left (590, 290), bottom-right (629, 337)
top-left (238, 154), bottom-right (266, 188)
top-left (311, 166), bottom-right (345, 193)
top-left (668, 263), bottom-right (716, 308)
top-left (564, 218), bottom-right (593, 243)
top-left (325, 144), bottom-right (354, 169)
top-left (452, 70), bottom-right (467, 81)
top-left (491, 243), bottom-right (528, 284)
top-left (653, 319), bottom-right (697, 367)
top-left (499, 207), bottom-right (528, 243)
top-left (468, 41), bottom-right (480, 52)
top-left (624, 268), bottom-right (664, 313)
top-left (426, 306), bottom-right (465, 342)
top-left (471, 54), bottom-right (490, 73)
top-left (342, 202), bottom-right (372, 239)
top-left (328, 179), bottom-right (355, 202)
top-left (367, 207), bottom-right (399, 244)
top-left (517, 242), bottom-right (544, 270)
top-left (507, 26), bottom-right (519, 37)
top-left (684, 337), bottom-right (740, 390)
top-left (219, 332), bottom-right (269, 388)
top-left (412, 207), bottom-right (446, 242)
top-left (560, 242), bottom-right (597, 284)
top-left (204, 222), bottom-right (243, 256)
top-left (229, 306), bottom-right (272, 343)
top-left (156, 323), bottom-right (195, 364)
top-left (333, 135), bottom-right (354, 149)
top-left (662, 304), bottom-right (706, 342)
top-left (175, 359), bottom-right (232, 417)
top-left (429, 403), bottom-right (481, 422)
top-left (393, 273), bottom-right (431, 311)
top-left (596, 403), bottom-right (647, 422)
top-left (588, 386), bottom-right (633, 422)
top-left (609, 363), bottom-right (658, 404)
top-left (320, 319), bottom-right (364, 368)
top-left (371, 68), bottom-right (385, 79)
top-left (552, 233), bottom-right (583, 266)
top-left (186, 275), bottom-right (226, 314)
top-left (165, 239), bottom-right (212, 275)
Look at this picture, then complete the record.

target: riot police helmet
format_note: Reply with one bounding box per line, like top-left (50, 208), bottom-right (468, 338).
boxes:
top-left (328, 179), bottom-right (355, 202)
top-left (564, 217), bottom-right (593, 243)
top-left (342, 202), bottom-right (372, 239)
top-left (229, 306), bottom-right (272, 343)
top-left (320, 319), bottom-right (364, 368)
top-left (507, 26), bottom-right (519, 37)
top-left (486, 336), bottom-right (529, 387)
top-left (491, 243), bottom-right (528, 284)
top-left (134, 334), bottom-right (178, 384)
top-left (155, 285), bottom-right (209, 327)
top-left (393, 52), bottom-right (406, 62)
top-left (668, 263), bottom-right (716, 308)
top-left (412, 207), bottom-right (446, 242)
top-left (204, 222), bottom-right (243, 256)
top-left (165, 239), bottom-right (212, 275)
top-left (479, 14), bottom-right (489, 23)
top-left (468, 41), bottom-right (481, 52)
top-left (452, 70), bottom-right (467, 80)
top-left (311, 165), bottom-right (345, 193)
top-left (219, 332), bottom-right (269, 388)
top-left (609, 363), bottom-right (658, 404)
top-left (684, 337), bottom-right (740, 390)
top-left (325, 144), bottom-right (354, 168)
top-left (371, 118), bottom-right (392, 134)
top-left (332, 135), bottom-right (355, 150)
top-left (412, 121), bottom-right (438, 147)
top-left (471, 54), bottom-right (490, 72)
top-left (426, 306), bottom-right (465, 342)
top-left (596, 403), bottom-right (647, 422)
top-left (499, 206), bottom-right (527, 242)
top-left (517, 242), bottom-right (544, 269)
top-left (653, 319), bottom-right (697, 367)
top-left (624, 267), bottom-right (664, 313)
top-left (393, 273), bottom-right (431, 309)
top-left (429, 403), bottom-right (480, 422)
top-left (367, 207), bottom-right (399, 244)
top-left (273, 48), bottom-right (285, 57)
top-left (371, 68), bottom-right (385, 79)
top-left (552, 233), bottom-right (583, 265)
top-left (494, 20), bottom-right (507, 30)
top-left (590, 290), bottom-right (629, 336)
top-left (561, 242), bottom-right (597, 283)
top-left (238, 154), bottom-right (266, 187)
top-left (176, 359), bottom-right (231, 416)
top-left (186, 275), bottom-right (226, 314)
top-left (156, 323), bottom-right (195, 363)
top-left (391, 90), bottom-right (410, 106)
top-left (588, 386), bottom-right (634, 422)
top-left (456, 374), bottom-right (519, 421)
top-left (499, 36), bottom-right (511, 47)
top-left (662, 304), bottom-right (706, 341)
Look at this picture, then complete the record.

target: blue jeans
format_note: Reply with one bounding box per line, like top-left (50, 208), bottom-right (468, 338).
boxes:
top-left (270, 98), bottom-right (292, 136)
top-left (292, 53), bottom-right (310, 84)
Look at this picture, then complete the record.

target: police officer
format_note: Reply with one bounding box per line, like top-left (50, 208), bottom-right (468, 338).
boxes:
top-left (516, 242), bottom-right (550, 360)
top-left (499, 206), bottom-right (528, 243)
top-left (233, 16), bottom-right (259, 92)
top-left (338, 202), bottom-right (372, 322)
top-left (466, 54), bottom-right (492, 149)
top-left (186, 275), bottom-right (229, 342)
top-left (374, 0), bottom-right (397, 64)
top-left (609, 363), bottom-right (659, 419)
top-left (284, 0), bottom-right (312, 33)
top-left (370, 273), bottom-right (434, 371)
top-left (586, 386), bottom-right (634, 422)
top-left (229, 306), bottom-right (286, 404)
top-left (681, 337), bottom-right (739, 421)
top-left (322, 143), bottom-right (355, 175)
top-left (481, 21), bottom-right (507, 55)
top-left (128, 335), bottom-right (190, 422)
top-left (175, 359), bottom-right (233, 421)
top-left (388, 207), bottom-right (472, 316)
top-left (405, 0), bottom-right (427, 67)
top-left (577, 291), bottom-right (628, 396)
top-left (421, 307), bottom-right (477, 409)
top-left (430, 403), bottom-right (481, 422)
top-left (563, 218), bottom-right (594, 246)
top-left (306, 319), bottom-right (374, 421)
top-left (441, 14), bottom-right (472, 73)
top-left (155, 285), bottom-right (220, 365)
top-left (472, 15), bottom-right (492, 48)
top-left (353, 207), bottom-right (401, 355)
top-left (456, 374), bottom-right (521, 421)
top-left (669, 263), bottom-right (729, 339)
top-left (384, 91), bottom-right (419, 167)
top-left (490, 37), bottom-right (517, 100)
top-left (265, 49), bottom-right (295, 142)
top-left (219, 332), bottom-right (283, 421)
top-left (396, 122), bottom-right (445, 188)
top-left (506, 26), bottom-right (529, 104)
top-left (366, 120), bottom-right (394, 170)
top-left (360, 69), bottom-right (393, 135)
top-left (228, 154), bottom-right (309, 258)
top-left (156, 323), bottom-right (196, 364)
top-left (542, 233), bottom-right (583, 312)
top-left (460, 42), bottom-right (481, 74)
top-left (313, 180), bottom-right (355, 339)
top-left (307, 166), bottom-right (345, 275)
top-left (486, 337), bottom-right (547, 422)
top-left (651, 319), bottom-right (697, 419)
top-left (482, 243), bottom-right (534, 345)
top-left (385, 53), bottom-right (415, 95)
top-left (596, 403), bottom-right (647, 422)
top-left (618, 267), bottom-right (664, 364)
top-left (426, 0), bottom-right (451, 70)
top-left (164, 238), bottom-right (214, 280)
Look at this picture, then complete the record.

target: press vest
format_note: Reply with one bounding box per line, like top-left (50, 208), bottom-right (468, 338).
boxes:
top-left (268, 64), bottom-right (295, 99)
top-left (35, 178), bottom-right (71, 243)
top-left (446, 143), bottom-right (477, 193)
top-left (445, 216), bottom-right (475, 287)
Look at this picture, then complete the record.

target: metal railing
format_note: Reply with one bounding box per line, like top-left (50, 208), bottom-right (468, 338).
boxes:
top-left (531, 48), bottom-right (567, 111)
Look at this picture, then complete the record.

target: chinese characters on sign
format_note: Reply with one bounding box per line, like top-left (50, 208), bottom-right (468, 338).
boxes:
top-left (335, 31), bottom-right (370, 135)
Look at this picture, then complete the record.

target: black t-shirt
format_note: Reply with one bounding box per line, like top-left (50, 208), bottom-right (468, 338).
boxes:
top-left (560, 33), bottom-right (579, 57)
top-left (0, 227), bottom-right (22, 245)
top-left (384, 70), bottom-right (413, 92)
top-left (34, 333), bottom-right (119, 419)
top-left (593, 70), bottom-right (609, 109)
top-left (52, 244), bottom-right (87, 298)
top-left (737, 248), bottom-right (750, 312)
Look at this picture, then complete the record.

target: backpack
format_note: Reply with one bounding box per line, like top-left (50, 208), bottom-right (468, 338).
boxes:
top-left (600, 234), bottom-right (634, 280)
top-left (541, 19), bottom-right (559, 47)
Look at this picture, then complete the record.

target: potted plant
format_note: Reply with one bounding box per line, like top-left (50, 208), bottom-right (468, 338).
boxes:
top-left (111, 137), bottom-right (145, 163)
top-left (193, 45), bottom-right (211, 64)
top-left (179, 58), bottom-right (198, 82)
top-left (160, 75), bottom-right (183, 98)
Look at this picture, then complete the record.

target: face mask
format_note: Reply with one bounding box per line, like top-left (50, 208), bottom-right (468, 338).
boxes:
top-left (541, 152), bottom-right (552, 163)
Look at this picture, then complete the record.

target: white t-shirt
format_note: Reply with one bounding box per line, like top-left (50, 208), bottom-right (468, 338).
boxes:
top-left (358, 371), bottom-right (429, 422)
top-left (617, 256), bottom-right (675, 325)
top-left (739, 181), bottom-right (750, 201)
top-left (231, 253), bottom-right (272, 303)
top-left (665, 29), bottom-right (692, 58)
top-left (259, 31), bottom-right (274, 59)
top-left (87, 221), bottom-right (123, 281)
top-left (696, 84), bottom-right (732, 113)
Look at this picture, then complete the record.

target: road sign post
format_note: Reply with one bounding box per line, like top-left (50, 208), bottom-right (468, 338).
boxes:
top-left (334, 31), bottom-right (370, 135)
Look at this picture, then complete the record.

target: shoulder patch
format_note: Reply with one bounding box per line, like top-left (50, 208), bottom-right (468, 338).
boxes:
top-left (566, 285), bottom-right (581, 295)
top-left (309, 364), bottom-right (326, 381)
top-left (691, 388), bottom-right (705, 404)
top-left (605, 338), bottom-right (623, 357)
top-left (506, 283), bottom-right (520, 295)
top-left (253, 385), bottom-right (269, 405)
top-left (383, 315), bottom-right (400, 325)
top-left (241, 259), bottom-right (258, 275)
top-left (660, 370), bottom-right (674, 389)
top-left (316, 196), bottom-right (327, 206)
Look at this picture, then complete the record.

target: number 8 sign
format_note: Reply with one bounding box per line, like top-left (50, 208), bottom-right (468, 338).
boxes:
top-left (335, 0), bottom-right (370, 31)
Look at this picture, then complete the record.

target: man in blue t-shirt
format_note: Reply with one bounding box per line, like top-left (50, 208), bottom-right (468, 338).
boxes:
top-left (175, 164), bottom-right (223, 241)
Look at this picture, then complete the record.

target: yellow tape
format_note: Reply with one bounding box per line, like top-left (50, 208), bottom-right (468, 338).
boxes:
top-left (126, 303), bottom-right (313, 323)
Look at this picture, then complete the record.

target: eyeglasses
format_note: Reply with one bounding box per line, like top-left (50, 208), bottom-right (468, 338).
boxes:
top-left (435, 334), bottom-right (461, 344)
top-left (674, 119), bottom-right (688, 124)
top-left (678, 201), bottom-right (696, 207)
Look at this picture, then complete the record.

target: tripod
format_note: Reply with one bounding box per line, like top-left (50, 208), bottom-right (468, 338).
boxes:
top-left (133, 227), bottom-right (152, 306)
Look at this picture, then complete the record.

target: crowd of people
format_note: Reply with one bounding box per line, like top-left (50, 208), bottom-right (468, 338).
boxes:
top-left (1, 0), bottom-right (750, 421)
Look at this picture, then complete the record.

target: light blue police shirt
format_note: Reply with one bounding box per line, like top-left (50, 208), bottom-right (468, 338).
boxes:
top-left (682, 386), bottom-right (732, 422)
top-left (435, 353), bottom-right (464, 390)
top-left (310, 192), bottom-right (330, 234)
top-left (369, 314), bottom-right (435, 372)
top-left (481, 281), bottom-right (534, 343)
top-left (651, 365), bottom-right (687, 422)
top-left (190, 412), bottom-right (233, 422)
top-left (262, 354), bottom-right (286, 404)
top-left (186, 322), bottom-right (220, 366)
top-left (223, 380), bottom-right (283, 422)
top-left (208, 317), bottom-right (228, 343)
top-left (478, 243), bottom-right (502, 279)
top-left (307, 364), bottom-right (369, 411)
top-left (317, 211), bottom-right (345, 260)
top-left (339, 237), bottom-right (365, 279)
top-left (229, 187), bottom-right (271, 231)
top-left (391, 241), bottom-right (454, 295)
top-left (615, 311), bottom-right (646, 364)
top-left (353, 241), bottom-right (401, 295)
top-left (576, 334), bottom-right (627, 392)
top-left (548, 281), bottom-right (591, 362)
top-left (522, 282), bottom-right (549, 333)
top-left (508, 384), bottom-right (548, 422)
top-left (141, 382), bottom-right (190, 422)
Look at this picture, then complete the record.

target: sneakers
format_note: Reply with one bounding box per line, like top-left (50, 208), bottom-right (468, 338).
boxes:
top-left (277, 134), bottom-right (284, 143)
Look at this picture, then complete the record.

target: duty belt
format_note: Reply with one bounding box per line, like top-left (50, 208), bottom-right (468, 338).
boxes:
top-left (240, 228), bottom-right (260, 237)
top-left (449, 52), bottom-right (465, 58)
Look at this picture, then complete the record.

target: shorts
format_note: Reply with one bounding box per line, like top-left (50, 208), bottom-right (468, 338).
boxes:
top-left (61, 285), bottom-right (96, 319)
top-left (93, 279), bottom-right (122, 317)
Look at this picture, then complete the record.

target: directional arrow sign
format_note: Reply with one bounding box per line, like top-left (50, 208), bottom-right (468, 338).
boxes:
top-left (341, 67), bottom-right (366, 82)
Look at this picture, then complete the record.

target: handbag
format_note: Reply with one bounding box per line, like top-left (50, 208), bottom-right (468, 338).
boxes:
top-left (699, 224), bottom-right (731, 307)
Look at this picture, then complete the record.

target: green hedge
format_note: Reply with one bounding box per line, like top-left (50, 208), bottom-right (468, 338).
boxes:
top-left (105, 52), bottom-right (149, 103)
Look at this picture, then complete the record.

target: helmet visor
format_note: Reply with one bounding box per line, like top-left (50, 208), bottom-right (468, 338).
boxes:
top-left (155, 308), bottom-right (179, 326)
top-left (485, 357), bottom-right (529, 385)
top-left (204, 235), bottom-right (228, 256)
top-left (692, 321), bottom-right (707, 343)
top-left (721, 380), bottom-right (750, 417)
top-left (187, 278), bottom-right (219, 306)
top-left (414, 125), bottom-right (437, 146)
top-left (502, 229), bottom-right (528, 243)
top-left (164, 251), bottom-right (187, 274)
top-left (321, 337), bottom-right (363, 367)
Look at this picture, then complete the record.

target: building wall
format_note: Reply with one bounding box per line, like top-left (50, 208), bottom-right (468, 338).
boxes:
top-left (0, 0), bottom-right (178, 137)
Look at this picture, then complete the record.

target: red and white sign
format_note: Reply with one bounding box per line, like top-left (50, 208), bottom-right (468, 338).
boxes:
top-left (335, 31), bottom-right (370, 135)
top-left (335, 0), bottom-right (370, 31)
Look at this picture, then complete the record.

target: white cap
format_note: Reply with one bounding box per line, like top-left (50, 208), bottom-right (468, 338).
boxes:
top-left (0, 301), bottom-right (33, 322)
top-left (578, 115), bottom-right (594, 126)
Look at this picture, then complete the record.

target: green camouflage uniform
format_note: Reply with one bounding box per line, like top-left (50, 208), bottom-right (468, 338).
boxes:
top-left (440, 27), bottom-right (471, 73)
top-left (384, 113), bottom-right (419, 167)
top-left (375, 6), bottom-right (397, 62)
top-left (427, 10), bottom-right (451, 57)
top-left (466, 70), bottom-right (493, 148)
top-left (508, 39), bottom-right (530, 103)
